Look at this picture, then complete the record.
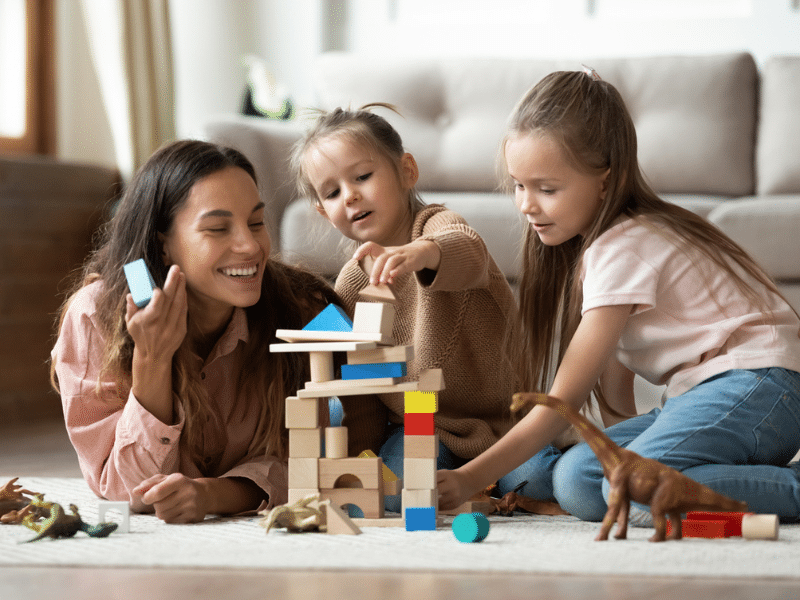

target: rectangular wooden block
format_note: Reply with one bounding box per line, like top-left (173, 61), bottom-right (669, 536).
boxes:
top-left (402, 488), bottom-right (437, 510)
top-left (298, 380), bottom-right (419, 398)
top-left (404, 433), bottom-right (439, 459)
top-left (285, 397), bottom-right (319, 429)
top-left (418, 368), bottom-right (445, 391)
top-left (289, 428), bottom-right (322, 458)
top-left (123, 259), bottom-right (155, 308)
top-left (319, 457), bottom-right (382, 489)
top-left (288, 489), bottom-right (321, 505)
top-left (403, 457), bottom-right (437, 490)
top-left (405, 412), bottom-right (435, 435)
top-left (404, 391), bottom-right (438, 414)
top-left (341, 362), bottom-right (407, 380)
top-left (353, 302), bottom-right (396, 336)
top-left (270, 341), bottom-right (379, 353)
top-left (320, 487), bottom-right (384, 519)
top-left (276, 329), bottom-right (394, 345)
top-left (288, 457), bottom-right (319, 489)
top-left (439, 500), bottom-right (494, 516)
top-left (347, 345), bottom-right (414, 365)
top-left (352, 517), bottom-right (405, 528)
top-left (405, 507), bottom-right (437, 531)
top-left (305, 377), bottom-right (399, 391)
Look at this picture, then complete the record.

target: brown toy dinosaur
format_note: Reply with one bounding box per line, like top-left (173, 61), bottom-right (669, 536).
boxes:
top-left (0, 478), bottom-right (41, 524)
top-left (511, 392), bottom-right (748, 542)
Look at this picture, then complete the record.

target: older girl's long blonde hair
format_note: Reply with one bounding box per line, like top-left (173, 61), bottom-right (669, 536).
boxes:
top-left (506, 70), bottom-right (790, 414)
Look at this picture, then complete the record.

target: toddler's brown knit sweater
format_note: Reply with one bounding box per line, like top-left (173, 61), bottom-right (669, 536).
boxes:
top-left (335, 205), bottom-right (520, 459)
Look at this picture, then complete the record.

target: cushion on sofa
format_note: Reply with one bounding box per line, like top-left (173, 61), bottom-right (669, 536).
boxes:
top-left (757, 56), bottom-right (800, 195)
top-left (707, 196), bottom-right (800, 280)
top-left (314, 52), bottom-right (757, 198)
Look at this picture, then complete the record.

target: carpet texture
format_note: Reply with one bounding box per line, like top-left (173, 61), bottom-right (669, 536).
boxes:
top-left (1, 477), bottom-right (799, 578)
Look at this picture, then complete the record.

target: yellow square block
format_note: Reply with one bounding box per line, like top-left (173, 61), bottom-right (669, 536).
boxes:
top-left (404, 391), bottom-right (438, 413)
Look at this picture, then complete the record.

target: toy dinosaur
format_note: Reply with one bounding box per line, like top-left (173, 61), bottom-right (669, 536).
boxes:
top-left (0, 478), bottom-right (41, 524)
top-left (510, 392), bottom-right (748, 542)
top-left (259, 494), bottom-right (325, 533)
top-left (21, 495), bottom-right (118, 542)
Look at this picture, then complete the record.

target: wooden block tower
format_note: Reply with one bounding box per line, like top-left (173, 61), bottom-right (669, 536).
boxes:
top-left (270, 283), bottom-right (445, 529)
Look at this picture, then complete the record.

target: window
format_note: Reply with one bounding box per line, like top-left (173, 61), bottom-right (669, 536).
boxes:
top-left (0, 0), bottom-right (55, 155)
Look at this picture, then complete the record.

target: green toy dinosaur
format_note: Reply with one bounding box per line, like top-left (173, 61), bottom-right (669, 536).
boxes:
top-left (21, 495), bottom-right (118, 542)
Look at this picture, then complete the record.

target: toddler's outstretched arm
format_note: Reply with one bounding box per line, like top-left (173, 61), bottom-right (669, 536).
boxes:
top-left (354, 240), bottom-right (441, 285)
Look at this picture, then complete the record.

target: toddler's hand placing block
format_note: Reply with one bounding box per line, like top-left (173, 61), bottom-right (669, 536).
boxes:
top-left (124, 259), bottom-right (156, 308)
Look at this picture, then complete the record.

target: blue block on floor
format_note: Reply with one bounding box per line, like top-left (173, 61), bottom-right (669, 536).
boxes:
top-left (405, 506), bottom-right (437, 531)
top-left (302, 304), bottom-right (353, 332)
top-left (123, 259), bottom-right (156, 308)
top-left (341, 362), bottom-right (407, 380)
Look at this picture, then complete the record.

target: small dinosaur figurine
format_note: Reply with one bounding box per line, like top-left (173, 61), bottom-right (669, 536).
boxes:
top-left (21, 495), bottom-right (118, 542)
top-left (0, 478), bottom-right (41, 524)
top-left (259, 494), bottom-right (325, 533)
top-left (511, 392), bottom-right (748, 542)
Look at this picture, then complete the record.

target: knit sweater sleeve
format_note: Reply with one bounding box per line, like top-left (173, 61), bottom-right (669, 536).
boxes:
top-left (414, 206), bottom-right (490, 291)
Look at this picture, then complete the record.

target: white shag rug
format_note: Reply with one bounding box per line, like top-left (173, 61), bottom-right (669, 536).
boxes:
top-left (1, 477), bottom-right (799, 578)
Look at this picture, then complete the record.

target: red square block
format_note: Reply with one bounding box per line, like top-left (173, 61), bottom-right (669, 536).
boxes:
top-left (405, 412), bottom-right (435, 436)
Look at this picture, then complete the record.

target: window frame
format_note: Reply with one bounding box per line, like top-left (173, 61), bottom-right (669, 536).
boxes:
top-left (0, 0), bottom-right (55, 156)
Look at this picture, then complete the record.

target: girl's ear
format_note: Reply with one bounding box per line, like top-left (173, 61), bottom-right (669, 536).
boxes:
top-left (400, 153), bottom-right (420, 189)
top-left (314, 203), bottom-right (332, 224)
top-left (157, 232), bottom-right (173, 266)
top-left (599, 168), bottom-right (611, 200)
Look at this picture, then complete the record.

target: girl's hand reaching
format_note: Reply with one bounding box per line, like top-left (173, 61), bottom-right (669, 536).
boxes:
top-left (436, 468), bottom-right (476, 511)
top-left (354, 240), bottom-right (441, 286)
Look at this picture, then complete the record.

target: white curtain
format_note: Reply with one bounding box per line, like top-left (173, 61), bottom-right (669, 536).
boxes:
top-left (79, 0), bottom-right (175, 180)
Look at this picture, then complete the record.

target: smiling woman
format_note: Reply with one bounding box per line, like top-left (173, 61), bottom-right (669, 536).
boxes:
top-left (49, 140), bottom-right (340, 523)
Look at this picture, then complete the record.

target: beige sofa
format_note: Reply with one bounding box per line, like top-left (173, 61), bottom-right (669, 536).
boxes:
top-left (203, 51), bottom-right (800, 312)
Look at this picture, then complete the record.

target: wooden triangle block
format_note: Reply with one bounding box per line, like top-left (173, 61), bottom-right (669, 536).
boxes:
top-left (321, 500), bottom-right (362, 535)
top-left (358, 283), bottom-right (397, 304)
top-left (303, 304), bottom-right (353, 332)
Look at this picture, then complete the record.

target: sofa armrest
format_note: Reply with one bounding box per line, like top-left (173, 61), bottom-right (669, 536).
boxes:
top-left (201, 114), bottom-right (305, 250)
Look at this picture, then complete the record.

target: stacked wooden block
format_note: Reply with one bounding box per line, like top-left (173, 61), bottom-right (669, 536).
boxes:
top-left (270, 284), bottom-right (444, 529)
top-left (402, 387), bottom-right (440, 531)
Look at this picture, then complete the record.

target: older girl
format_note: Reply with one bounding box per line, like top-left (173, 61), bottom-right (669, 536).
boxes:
top-left (438, 69), bottom-right (800, 524)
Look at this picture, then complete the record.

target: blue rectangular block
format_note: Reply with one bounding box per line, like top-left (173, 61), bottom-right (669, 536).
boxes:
top-left (405, 506), bottom-right (437, 531)
top-left (123, 259), bottom-right (155, 308)
top-left (341, 362), bottom-right (407, 380)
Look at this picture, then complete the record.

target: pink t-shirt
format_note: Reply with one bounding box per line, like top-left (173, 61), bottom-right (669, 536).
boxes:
top-left (581, 216), bottom-right (800, 398)
top-left (51, 280), bottom-right (288, 513)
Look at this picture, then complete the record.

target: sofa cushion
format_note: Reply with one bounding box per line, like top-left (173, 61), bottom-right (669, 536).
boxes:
top-left (757, 56), bottom-right (800, 195)
top-left (707, 196), bottom-right (800, 280)
top-left (314, 52), bottom-right (756, 198)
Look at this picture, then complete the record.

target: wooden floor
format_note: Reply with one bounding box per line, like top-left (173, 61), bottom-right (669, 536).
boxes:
top-left (2, 418), bottom-right (800, 600)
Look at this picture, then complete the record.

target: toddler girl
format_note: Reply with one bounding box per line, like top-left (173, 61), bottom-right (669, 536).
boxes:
top-left (292, 105), bottom-right (555, 510)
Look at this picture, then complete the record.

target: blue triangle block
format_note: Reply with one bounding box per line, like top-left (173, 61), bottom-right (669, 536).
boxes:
top-left (302, 304), bottom-right (353, 332)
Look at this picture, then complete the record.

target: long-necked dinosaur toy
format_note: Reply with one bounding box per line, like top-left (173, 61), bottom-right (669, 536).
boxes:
top-left (511, 392), bottom-right (748, 542)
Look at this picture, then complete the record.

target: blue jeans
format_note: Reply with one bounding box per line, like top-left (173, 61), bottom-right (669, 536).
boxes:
top-left (552, 368), bottom-right (800, 523)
